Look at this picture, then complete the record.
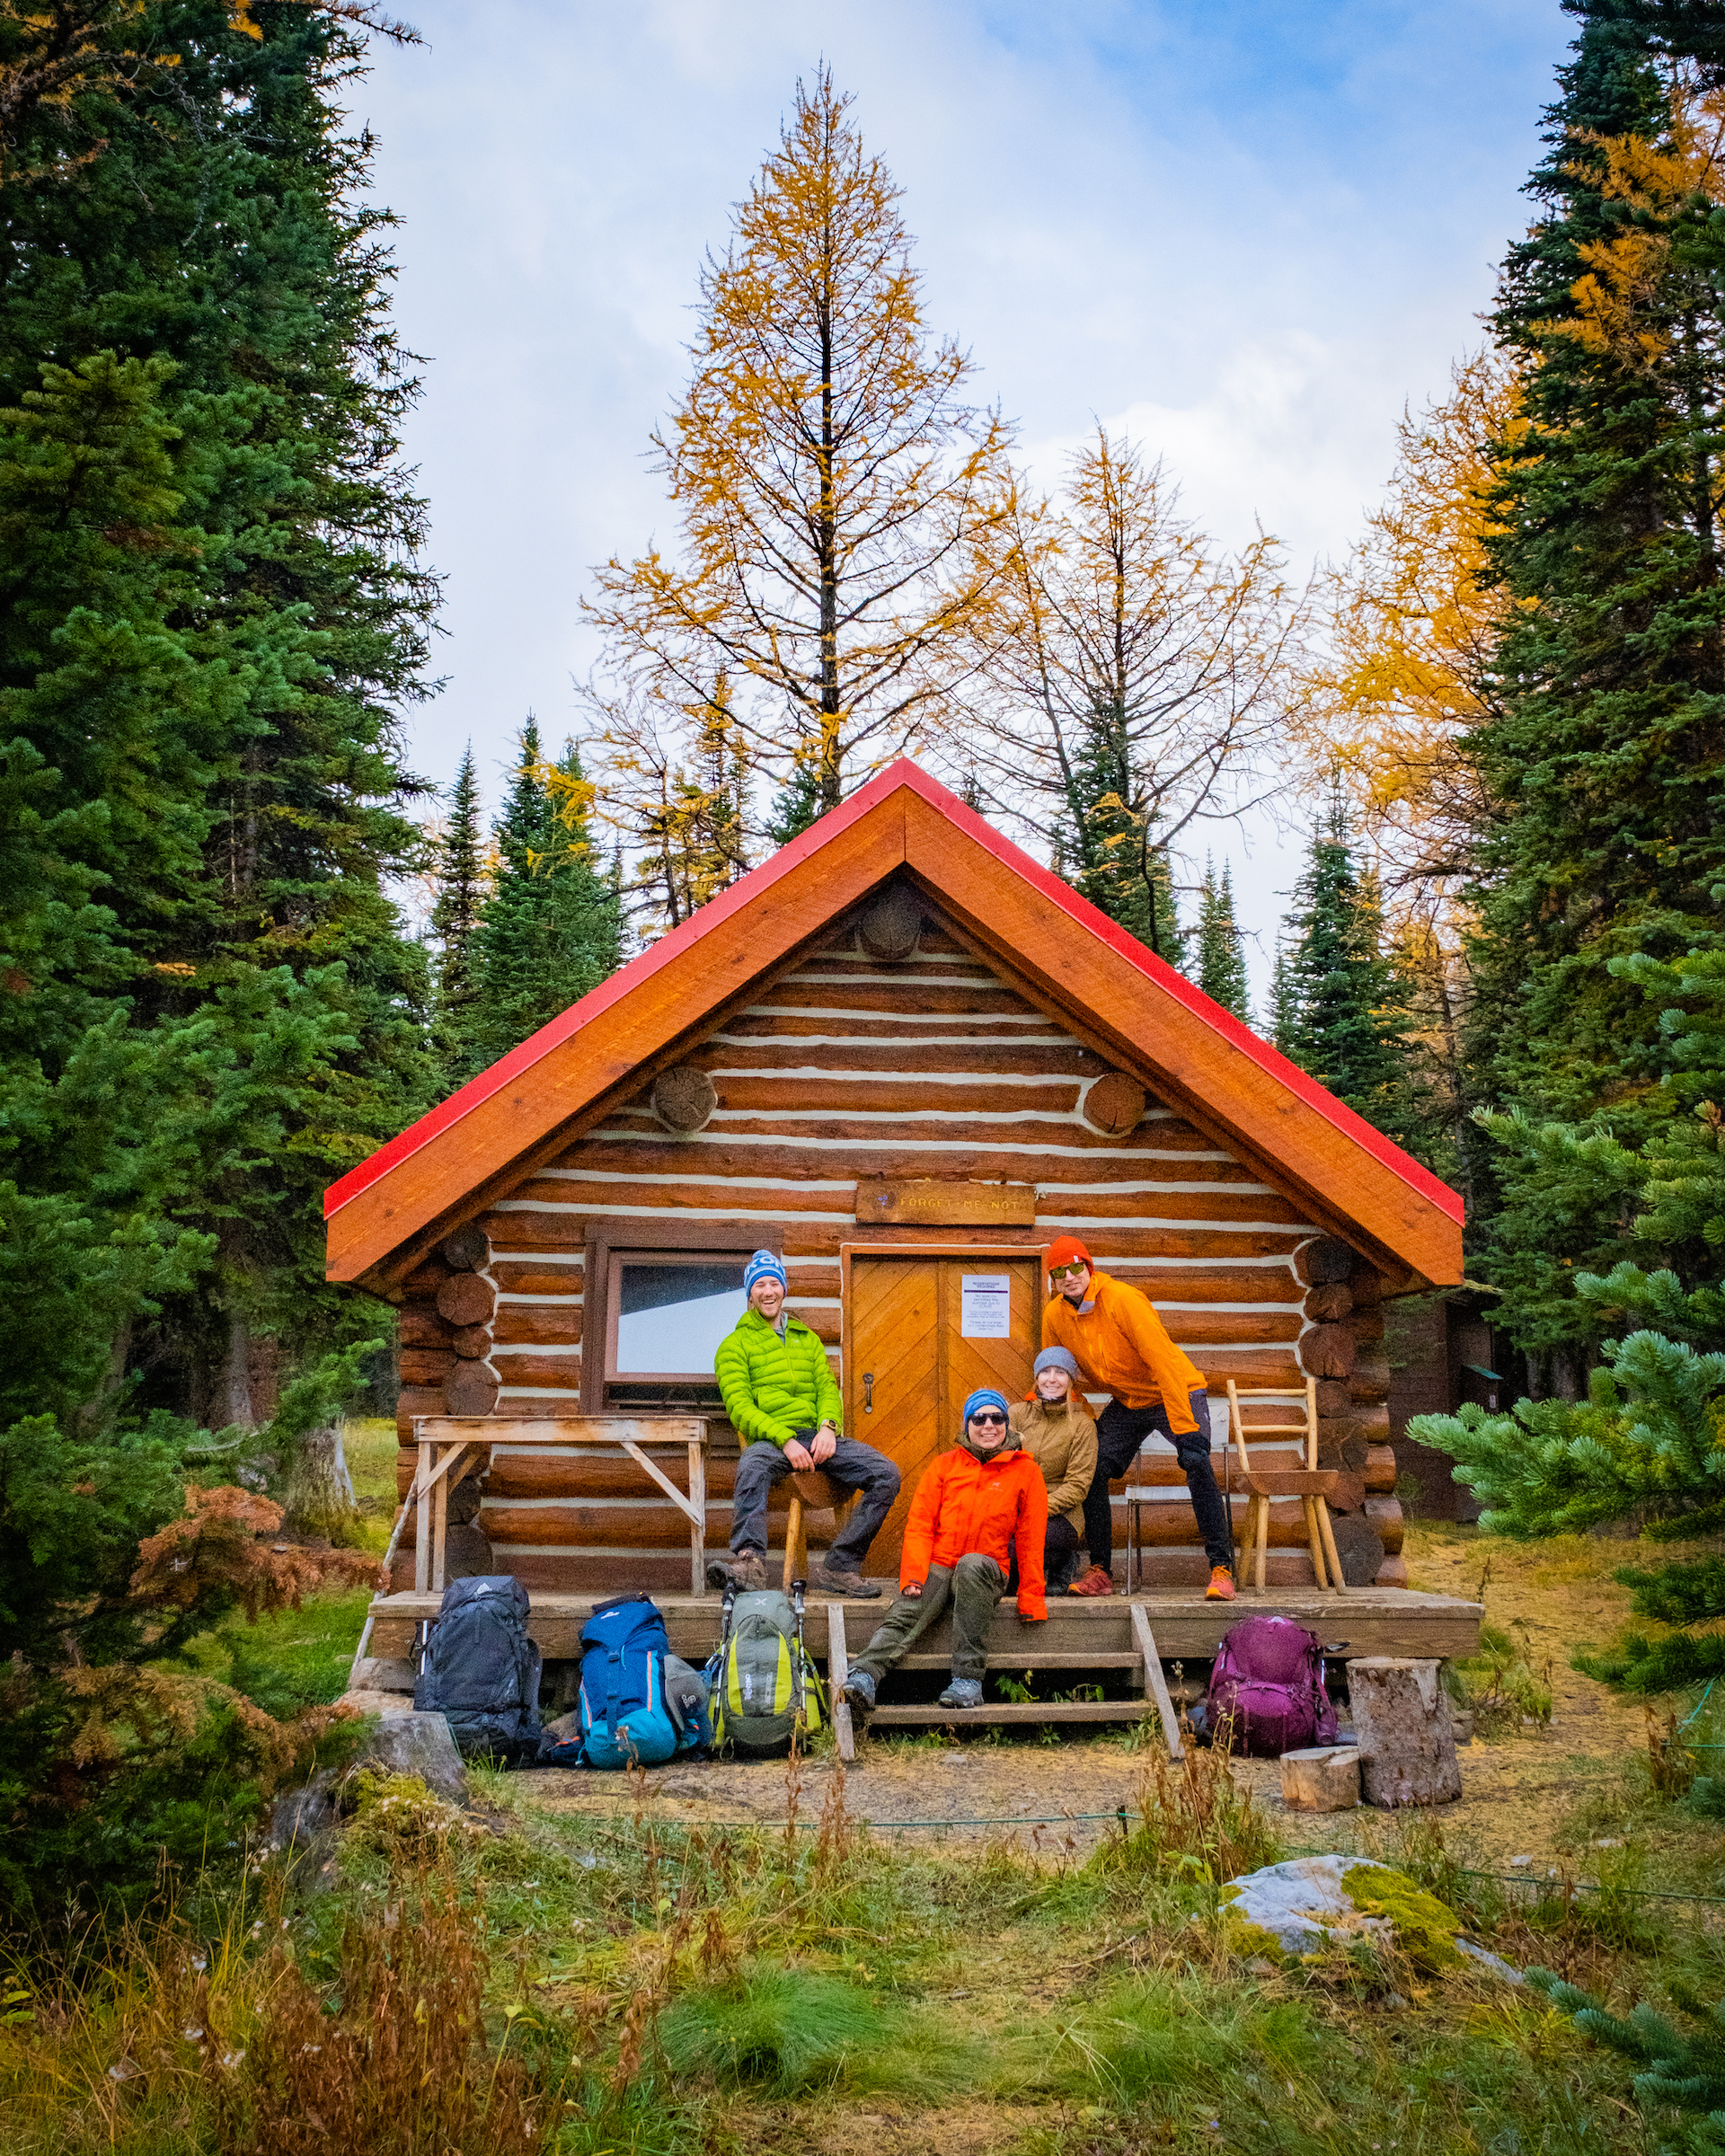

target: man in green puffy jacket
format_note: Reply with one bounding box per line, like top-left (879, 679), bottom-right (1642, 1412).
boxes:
top-left (710, 1250), bottom-right (899, 1596)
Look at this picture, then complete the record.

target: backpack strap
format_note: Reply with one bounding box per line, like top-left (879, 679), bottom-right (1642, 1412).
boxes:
top-left (604, 1645), bottom-right (623, 1742)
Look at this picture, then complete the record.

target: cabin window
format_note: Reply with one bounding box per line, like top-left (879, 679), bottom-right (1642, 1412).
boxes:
top-left (601, 1250), bottom-right (749, 1408)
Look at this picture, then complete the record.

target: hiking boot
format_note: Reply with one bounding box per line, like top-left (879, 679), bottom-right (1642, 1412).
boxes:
top-left (841, 1668), bottom-right (877, 1712)
top-left (1066, 1563), bottom-right (1115, 1598)
top-left (937, 1677), bottom-right (984, 1710)
top-left (712, 1550), bottom-right (767, 1592)
top-left (815, 1562), bottom-right (882, 1598)
top-left (1206, 1565), bottom-right (1237, 1602)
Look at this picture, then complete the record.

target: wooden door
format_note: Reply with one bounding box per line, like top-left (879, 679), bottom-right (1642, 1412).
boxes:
top-left (846, 1255), bottom-right (1040, 1572)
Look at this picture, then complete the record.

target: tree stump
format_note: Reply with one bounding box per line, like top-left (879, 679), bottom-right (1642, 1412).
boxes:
top-left (284, 1422), bottom-right (358, 1539)
top-left (1349, 1657), bottom-right (1463, 1806)
top-left (1280, 1745), bottom-right (1360, 1811)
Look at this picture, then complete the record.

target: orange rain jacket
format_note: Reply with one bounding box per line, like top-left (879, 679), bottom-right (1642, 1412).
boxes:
top-left (1040, 1269), bottom-right (1207, 1436)
top-left (899, 1439), bottom-right (1048, 1620)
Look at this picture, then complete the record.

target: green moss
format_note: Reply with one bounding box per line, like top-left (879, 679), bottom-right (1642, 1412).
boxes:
top-left (1216, 1901), bottom-right (1292, 1963)
top-left (1341, 1861), bottom-right (1465, 1971)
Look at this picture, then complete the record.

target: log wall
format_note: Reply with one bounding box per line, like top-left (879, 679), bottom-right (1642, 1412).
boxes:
top-left (389, 906), bottom-right (1404, 1590)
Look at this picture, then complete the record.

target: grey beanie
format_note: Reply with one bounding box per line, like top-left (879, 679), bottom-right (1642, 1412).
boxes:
top-left (1033, 1346), bottom-right (1080, 1382)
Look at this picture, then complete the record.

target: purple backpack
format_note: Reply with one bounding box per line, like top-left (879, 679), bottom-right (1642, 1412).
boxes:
top-left (1200, 1616), bottom-right (1336, 1757)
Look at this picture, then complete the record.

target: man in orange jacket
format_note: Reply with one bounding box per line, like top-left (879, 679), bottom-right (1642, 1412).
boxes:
top-left (1040, 1234), bottom-right (1235, 1602)
top-left (839, 1387), bottom-right (1048, 1713)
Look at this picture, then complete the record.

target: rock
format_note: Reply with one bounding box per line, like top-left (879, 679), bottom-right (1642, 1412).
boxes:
top-left (270, 1773), bottom-right (339, 1854)
top-left (1449, 1710), bottom-right (1475, 1744)
top-left (349, 1657), bottom-right (416, 1694)
top-left (1280, 1745), bottom-right (1360, 1812)
top-left (355, 1710), bottom-right (468, 1806)
top-left (1220, 1854), bottom-right (1501, 1974)
top-left (1455, 1939), bottom-right (1524, 1984)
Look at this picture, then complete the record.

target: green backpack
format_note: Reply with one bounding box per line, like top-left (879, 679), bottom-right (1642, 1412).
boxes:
top-left (706, 1585), bottom-right (827, 1756)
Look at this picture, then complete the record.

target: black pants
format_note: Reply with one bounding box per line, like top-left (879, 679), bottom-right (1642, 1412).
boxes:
top-left (1011, 1514), bottom-right (1082, 1596)
top-left (730, 1428), bottom-right (899, 1572)
top-left (1084, 1391), bottom-right (1233, 1574)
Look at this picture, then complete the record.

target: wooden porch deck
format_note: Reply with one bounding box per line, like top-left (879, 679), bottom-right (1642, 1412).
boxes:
top-left (362, 1586), bottom-right (1482, 1741)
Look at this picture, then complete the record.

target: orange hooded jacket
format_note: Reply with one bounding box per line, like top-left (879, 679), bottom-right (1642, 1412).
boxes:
top-left (1040, 1269), bottom-right (1207, 1435)
top-left (899, 1439), bottom-right (1048, 1619)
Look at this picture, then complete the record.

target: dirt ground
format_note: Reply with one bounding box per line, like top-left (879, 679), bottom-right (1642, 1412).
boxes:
top-left (513, 1520), bottom-right (1725, 1891)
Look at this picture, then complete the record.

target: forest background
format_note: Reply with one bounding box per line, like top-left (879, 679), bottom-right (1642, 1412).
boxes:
top-left (3, 0), bottom-right (1725, 1915)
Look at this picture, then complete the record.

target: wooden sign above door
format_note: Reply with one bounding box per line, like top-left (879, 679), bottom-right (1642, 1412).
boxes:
top-left (854, 1177), bottom-right (1037, 1227)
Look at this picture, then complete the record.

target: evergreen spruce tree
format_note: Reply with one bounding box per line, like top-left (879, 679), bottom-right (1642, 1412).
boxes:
top-left (1278, 803), bottom-right (1408, 1134)
top-left (1269, 940), bottom-right (1297, 1055)
top-left (1195, 859), bottom-right (1252, 1022)
top-left (1066, 709), bottom-right (1184, 964)
top-left (464, 720), bottom-right (621, 1072)
top-left (429, 745), bottom-right (485, 1082)
top-left (765, 756), bottom-right (824, 849)
top-left (0, 4), bottom-right (437, 1429)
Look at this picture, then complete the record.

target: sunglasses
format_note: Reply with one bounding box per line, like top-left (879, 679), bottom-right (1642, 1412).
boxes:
top-left (969, 1410), bottom-right (1008, 1427)
top-left (1051, 1262), bottom-right (1089, 1280)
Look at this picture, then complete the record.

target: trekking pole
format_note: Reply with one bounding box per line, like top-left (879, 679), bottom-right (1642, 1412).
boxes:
top-left (792, 1577), bottom-right (809, 1736)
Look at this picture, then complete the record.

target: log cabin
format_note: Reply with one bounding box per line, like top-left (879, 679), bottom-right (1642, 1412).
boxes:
top-left (327, 763), bottom-right (1470, 1672)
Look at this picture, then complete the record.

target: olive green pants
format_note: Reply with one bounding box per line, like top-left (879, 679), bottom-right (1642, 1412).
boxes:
top-left (851, 1555), bottom-right (1004, 1683)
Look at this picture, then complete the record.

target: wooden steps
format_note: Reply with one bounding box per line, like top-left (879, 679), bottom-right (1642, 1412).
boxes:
top-left (867, 1700), bottom-right (1153, 1727)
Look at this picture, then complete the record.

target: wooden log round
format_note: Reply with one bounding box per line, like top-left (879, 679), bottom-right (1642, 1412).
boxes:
top-left (437, 1272), bottom-right (496, 1327)
top-left (1280, 1745), bottom-right (1360, 1812)
top-left (1304, 1283), bottom-right (1354, 1322)
top-left (1083, 1072), bottom-right (1148, 1135)
top-left (443, 1523), bottom-right (495, 1581)
top-left (446, 1472), bottom-right (486, 1525)
top-left (1296, 1236), bottom-right (1356, 1286)
top-left (451, 1324), bottom-right (491, 1359)
top-left (1353, 1401), bottom-right (1392, 1445)
top-left (651, 1063), bottom-right (718, 1133)
top-left (439, 1224), bottom-right (490, 1272)
top-left (1350, 1311), bottom-right (1386, 1346)
top-left (1349, 1356), bottom-right (1393, 1402)
top-left (443, 1360), bottom-right (500, 1417)
top-left (857, 887), bottom-right (924, 960)
top-left (401, 1257), bottom-right (453, 1299)
top-left (1348, 1657), bottom-right (1462, 1806)
top-left (1364, 1444), bottom-right (1397, 1492)
top-left (1300, 1322), bottom-right (1357, 1379)
top-left (1349, 1266), bottom-right (1385, 1309)
top-left (1314, 1378), bottom-right (1353, 1418)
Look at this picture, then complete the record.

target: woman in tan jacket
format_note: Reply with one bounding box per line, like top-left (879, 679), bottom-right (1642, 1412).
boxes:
top-left (1008, 1347), bottom-right (1098, 1597)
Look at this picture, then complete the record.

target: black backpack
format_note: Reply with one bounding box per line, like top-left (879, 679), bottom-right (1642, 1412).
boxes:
top-left (413, 1575), bottom-right (544, 1761)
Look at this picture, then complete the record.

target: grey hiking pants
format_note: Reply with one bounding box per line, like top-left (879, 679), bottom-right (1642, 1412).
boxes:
top-left (729, 1430), bottom-right (900, 1575)
top-left (852, 1555), bottom-right (1006, 1684)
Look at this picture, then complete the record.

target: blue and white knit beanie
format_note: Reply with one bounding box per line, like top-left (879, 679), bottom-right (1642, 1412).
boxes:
top-left (1032, 1346), bottom-right (1080, 1383)
top-left (743, 1249), bottom-right (787, 1299)
top-left (960, 1386), bottom-right (1011, 1428)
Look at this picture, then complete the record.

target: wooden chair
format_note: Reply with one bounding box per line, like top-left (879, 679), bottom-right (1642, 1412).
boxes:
top-left (781, 1470), bottom-right (860, 1590)
top-left (1225, 1377), bottom-right (1349, 1595)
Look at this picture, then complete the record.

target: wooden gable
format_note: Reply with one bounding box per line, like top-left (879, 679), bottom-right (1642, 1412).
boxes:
top-left (325, 760), bottom-right (1464, 1298)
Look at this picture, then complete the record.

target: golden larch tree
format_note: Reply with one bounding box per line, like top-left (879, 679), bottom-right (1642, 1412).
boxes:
top-left (588, 70), bottom-right (1012, 815)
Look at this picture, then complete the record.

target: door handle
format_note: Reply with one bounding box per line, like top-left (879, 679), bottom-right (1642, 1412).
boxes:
top-left (862, 1372), bottom-right (874, 1413)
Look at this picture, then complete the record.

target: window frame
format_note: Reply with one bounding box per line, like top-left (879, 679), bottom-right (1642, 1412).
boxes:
top-left (579, 1217), bottom-right (783, 1416)
top-left (604, 1248), bottom-right (754, 1387)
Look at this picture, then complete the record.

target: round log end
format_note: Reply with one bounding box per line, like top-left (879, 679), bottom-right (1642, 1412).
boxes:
top-left (443, 1361), bottom-right (500, 1417)
top-left (1314, 1378), bottom-right (1353, 1418)
top-left (1296, 1236), bottom-right (1357, 1286)
top-left (436, 1272), bottom-right (496, 1328)
top-left (1083, 1071), bottom-right (1147, 1135)
top-left (1305, 1282), bottom-right (1354, 1322)
top-left (450, 1324), bottom-right (491, 1359)
top-left (438, 1224), bottom-right (490, 1272)
top-left (1327, 1512), bottom-right (1384, 1585)
top-left (1300, 1321), bottom-right (1357, 1380)
top-left (857, 887), bottom-right (924, 961)
top-left (651, 1063), bottom-right (717, 1133)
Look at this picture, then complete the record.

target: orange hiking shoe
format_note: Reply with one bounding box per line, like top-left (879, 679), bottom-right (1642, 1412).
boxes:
top-left (1206, 1566), bottom-right (1237, 1602)
top-left (1067, 1563), bottom-right (1115, 1598)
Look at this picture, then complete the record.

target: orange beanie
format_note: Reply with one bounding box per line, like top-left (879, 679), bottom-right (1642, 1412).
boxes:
top-left (1044, 1235), bottom-right (1092, 1277)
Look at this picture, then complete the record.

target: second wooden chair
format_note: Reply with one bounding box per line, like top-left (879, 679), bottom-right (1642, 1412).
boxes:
top-left (1225, 1376), bottom-right (1349, 1595)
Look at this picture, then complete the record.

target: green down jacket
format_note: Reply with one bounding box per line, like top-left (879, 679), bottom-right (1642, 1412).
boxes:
top-left (713, 1306), bottom-right (843, 1448)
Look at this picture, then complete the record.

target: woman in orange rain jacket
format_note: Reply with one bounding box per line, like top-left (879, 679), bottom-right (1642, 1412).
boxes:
top-left (837, 1388), bottom-right (1048, 1714)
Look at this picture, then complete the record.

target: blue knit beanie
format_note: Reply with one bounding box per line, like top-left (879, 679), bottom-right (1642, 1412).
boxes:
top-left (1033, 1346), bottom-right (1080, 1383)
top-left (960, 1386), bottom-right (1011, 1430)
top-left (743, 1249), bottom-right (787, 1298)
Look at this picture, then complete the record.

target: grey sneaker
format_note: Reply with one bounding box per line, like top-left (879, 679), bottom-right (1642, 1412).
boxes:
top-left (841, 1669), bottom-right (877, 1711)
top-left (712, 1550), bottom-right (767, 1592)
top-left (937, 1677), bottom-right (984, 1710)
top-left (816, 1562), bottom-right (882, 1598)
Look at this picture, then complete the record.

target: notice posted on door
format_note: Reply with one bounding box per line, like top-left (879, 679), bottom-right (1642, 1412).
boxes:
top-left (960, 1273), bottom-right (1011, 1339)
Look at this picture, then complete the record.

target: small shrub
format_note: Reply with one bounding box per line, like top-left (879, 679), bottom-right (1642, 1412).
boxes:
top-left (1098, 1740), bottom-right (1282, 1886)
top-left (1453, 1621), bottom-right (1553, 1735)
top-left (1647, 1706), bottom-right (1701, 1801)
top-left (343, 1771), bottom-right (480, 1860)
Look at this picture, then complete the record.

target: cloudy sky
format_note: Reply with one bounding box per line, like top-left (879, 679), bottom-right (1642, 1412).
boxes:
top-left (357, 0), bottom-right (1569, 994)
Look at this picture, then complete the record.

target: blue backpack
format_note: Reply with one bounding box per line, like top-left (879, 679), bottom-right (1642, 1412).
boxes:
top-left (548, 1595), bottom-right (710, 1770)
